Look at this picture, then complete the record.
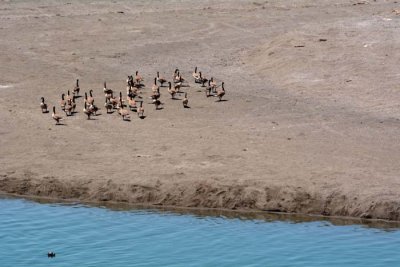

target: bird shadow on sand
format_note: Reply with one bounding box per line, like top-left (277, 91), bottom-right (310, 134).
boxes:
top-left (55, 123), bottom-right (67, 126)
top-left (106, 111), bottom-right (116, 114)
top-left (171, 98), bottom-right (182, 101)
top-left (139, 115), bottom-right (146, 119)
top-left (184, 106), bottom-right (191, 109)
top-left (216, 99), bottom-right (228, 102)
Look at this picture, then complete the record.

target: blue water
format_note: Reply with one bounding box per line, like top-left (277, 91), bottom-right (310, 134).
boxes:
top-left (1, 198), bottom-right (400, 266)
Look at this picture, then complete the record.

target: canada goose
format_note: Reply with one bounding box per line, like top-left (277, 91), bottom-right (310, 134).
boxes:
top-left (167, 82), bottom-right (176, 99)
top-left (103, 81), bottom-right (113, 95)
top-left (52, 106), bottom-right (63, 125)
top-left (88, 103), bottom-right (99, 116)
top-left (40, 97), bottom-right (48, 113)
top-left (210, 77), bottom-right (217, 93)
top-left (135, 71), bottom-right (143, 84)
top-left (83, 102), bottom-right (92, 120)
top-left (157, 71), bottom-right (167, 86)
top-left (65, 99), bottom-right (73, 116)
top-left (117, 104), bottom-right (130, 121)
top-left (198, 72), bottom-right (208, 87)
top-left (153, 98), bottom-right (163, 110)
top-left (60, 93), bottom-right (66, 111)
top-left (73, 79), bottom-right (80, 96)
top-left (193, 66), bottom-right (200, 81)
top-left (104, 98), bottom-right (113, 113)
top-left (182, 93), bottom-right (189, 108)
top-left (128, 96), bottom-right (137, 111)
top-left (116, 91), bottom-right (126, 109)
top-left (127, 75), bottom-right (134, 87)
top-left (66, 90), bottom-right (72, 102)
top-left (109, 93), bottom-right (118, 108)
top-left (205, 80), bottom-right (212, 97)
top-left (216, 82), bottom-right (225, 101)
top-left (71, 96), bottom-right (76, 113)
top-left (152, 77), bottom-right (159, 93)
top-left (138, 101), bottom-right (144, 118)
top-left (151, 88), bottom-right (160, 100)
top-left (85, 90), bottom-right (94, 105)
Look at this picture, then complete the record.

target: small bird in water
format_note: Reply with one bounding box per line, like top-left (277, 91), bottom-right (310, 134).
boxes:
top-left (47, 251), bottom-right (56, 258)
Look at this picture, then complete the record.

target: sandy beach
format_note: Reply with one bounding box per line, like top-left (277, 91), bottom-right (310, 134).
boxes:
top-left (0, 0), bottom-right (399, 221)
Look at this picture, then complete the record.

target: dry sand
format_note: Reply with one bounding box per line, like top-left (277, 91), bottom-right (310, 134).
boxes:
top-left (1, 0), bottom-right (399, 221)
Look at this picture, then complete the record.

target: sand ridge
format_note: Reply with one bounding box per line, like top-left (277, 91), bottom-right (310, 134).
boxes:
top-left (0, 0), bottom-right (399, 221)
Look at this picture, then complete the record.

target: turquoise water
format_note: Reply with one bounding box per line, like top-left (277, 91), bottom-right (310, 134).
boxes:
top-left (1, 198), bottom-right (400, 266)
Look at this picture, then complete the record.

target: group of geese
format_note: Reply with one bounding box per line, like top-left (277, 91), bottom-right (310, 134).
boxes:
top-left (40, 67), bottom-right (226, 125)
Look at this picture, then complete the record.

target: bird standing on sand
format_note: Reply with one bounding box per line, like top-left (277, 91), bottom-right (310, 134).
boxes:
top-left (40, 97), bottom-right (48, 113)
top-left (52, 106), bottom-right (63, 125)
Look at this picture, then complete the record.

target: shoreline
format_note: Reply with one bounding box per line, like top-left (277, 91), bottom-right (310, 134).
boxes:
top-left (1, 0), bottom-right (399, 228)
top-left (1, 176), bottom-right (400, 223)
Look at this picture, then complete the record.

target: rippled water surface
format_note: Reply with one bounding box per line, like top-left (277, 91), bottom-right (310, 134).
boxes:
top-left (1, 198), bottom-right (400, 266)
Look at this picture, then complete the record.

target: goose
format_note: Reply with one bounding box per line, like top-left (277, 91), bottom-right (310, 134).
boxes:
top-left (198, 72), bottom-right (208, 87)
top-left (83, 102), bottom-right (92, 120)
top-left (152, 77), bottom-right (159, 93)
top-left (66, 90), bottom-right (72, 102)
top-left (210, 77), bottom-right (217, 93)
top-left (138, 101), bottom-right (144, 118)
top-left (40, 97), bottom-right (48, 113)
top-left (135, 71), bottom-right (143, 84)
top-left (216, 82), bottom-right (225, 101)
top-left (60, 93), bottom-right (66, 111)
top-left (126, 75), bottom-right (134, 87)
top-left (182, 92), bottom-right (189, 108)
top-left (205, 80), bottom-right (212, 97)
top-left (151, 88), bottom-right (161, 100)
top-left (103, 81), bottom-right (113, 95)
top-left (109, 93), bottom-right (119, 108)
top-left (116, 92), bottom-right (126, 108)
top-left (65, 99), bottom-right (73, 116)
top-left (193, 66), bottom-right (200, 81)
top-left (128, 96), bottom-right (137, 111)
top-left (73, 79), bottom-right (80, 96)
top-left (153, 98), bottom-right (163, 110)
top-left (156, 71), bottom-right (167, 86)
top-left (167, 82), bottom-right (177, 99)
top-left (52, 106), bottom-right (63, 125)
top-left (71, 96), bottom-right (76, 113)
top-left (88, 103), bottom-right (99, 116)
top-left (85, 90), bottom-right (94, 105)
top-left (104, 98), bottom-right (113, 113)
top-left (117, 102), bottom-right (130, 120)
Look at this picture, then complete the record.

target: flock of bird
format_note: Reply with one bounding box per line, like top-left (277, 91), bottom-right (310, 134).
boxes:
top-left (40, 67), bottom-right (226, 125)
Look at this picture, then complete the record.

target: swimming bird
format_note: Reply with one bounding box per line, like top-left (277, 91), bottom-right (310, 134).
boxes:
top-left (40, 97), bottom-right (48, 113)
top-left (52, 107), bottom-right (63, 125)
top-left (47, 252), bottom-right (56, 258)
